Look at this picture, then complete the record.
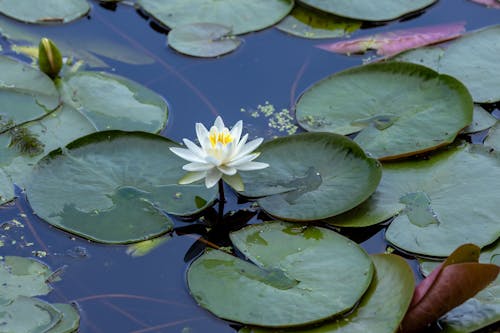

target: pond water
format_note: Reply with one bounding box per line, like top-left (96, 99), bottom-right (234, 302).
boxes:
top-left (0, 1), bottom-right (499, 332)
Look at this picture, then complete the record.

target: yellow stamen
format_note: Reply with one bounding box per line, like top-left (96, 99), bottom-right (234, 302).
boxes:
top-left (209, 128), bottom-right (233, 148)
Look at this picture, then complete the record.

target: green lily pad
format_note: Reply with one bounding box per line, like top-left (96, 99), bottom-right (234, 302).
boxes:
top-left (239, 132), bottom-right (381, 221)
top-left (57, 71), bottom-right (168, 133)
top-left (393, 25), bottom-right (500, 103)
top-left (276, 6), bottom-right (361, 39)
top-left (168, 23), bottom-right (241, 58)
top-left (296, 62), bottom-right (473, 160)
top-left (484, 121), bottom-right (500, 151)
top-left (463, 106), bottom-right (497, 134)
top-left (420, 241), bottom-right (500, 333)
top-left (26, 131), bottom-right (216, 244)
top-left (187, 221), bottom-right (374, 327)
top-left (0, 55), bottom-right (59, 126)
top-left (0, 256), bottom-right (52, 305)
top-left (297, 0), bottom-right (436, 21)
top-left (49, 303), bottom-right (80, 333)
top-left (136, 0), bottom-right (294, 35)
top-left (240, 254), bottom-right (414, 333)
top-left (0, 0), bottom-right (90, 24)
top-left (0, 296), bottom-right (62, 333)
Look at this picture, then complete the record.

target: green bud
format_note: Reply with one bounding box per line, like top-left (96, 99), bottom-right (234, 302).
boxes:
top-left (38, 38), bottom-right (62, 79)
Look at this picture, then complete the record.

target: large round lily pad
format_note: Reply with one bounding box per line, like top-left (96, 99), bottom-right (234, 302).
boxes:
top-left (297, 0), bottom-right (437, 21)
top-left (0, 0), bottom-right (90, 24)
top-left (168, 23), bottom-right (241, 58)
top-left (0, 55), bottom-right (59, 126)
top-left (296, 62), bottom-right (473, 160)
top-left (239, 132), bottom-right (381, 221)
top-left (329, 143), bottom-right (500, 256)
top-left (393, 25), bottom-right (500, 103)
top-left (26, 131), bottom-right (217, 244)
top-left (0, 296), bottom-right (62, 332)
top-left (187, 221), bottom-right (374, 327)
top-left (276, 6), bottom-right (361, 39)
top-left (136, 0), bottom-right (294, 35)
top-left (57, 71), bottom-right (168, 133)
top-left (240, 254), bottom-right (415, 333)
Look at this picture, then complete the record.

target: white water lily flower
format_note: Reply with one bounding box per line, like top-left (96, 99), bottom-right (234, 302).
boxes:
top-left (170, 116), bottom-right (269, 190)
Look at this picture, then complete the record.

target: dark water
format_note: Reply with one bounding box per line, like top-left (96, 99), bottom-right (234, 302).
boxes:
top-left (1, 1), bottom-right (499, 332)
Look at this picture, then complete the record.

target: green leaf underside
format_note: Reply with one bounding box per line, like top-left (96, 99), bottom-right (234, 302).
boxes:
top-left (297, 0), bottom-right (437, 21)
top-left (484, 121), bottom-right (500, 151)
top-left (136, 0), bottom-right (294, 35)
top-left (329, 143), bottom-right (500, 256)
top-left (0, 296), bottom-right (62, 333)
top-left (276, 6), bottom-right (361, 39)
top-left (187, 222), bottom-right (374, 327)
top-left (26, 131), bottom-right (216, 244)
top-left (393, 25), bottom-right (500, 103)
top-left (296, 62), bottom-right (473, 160)
top-left (168, 23), bottom-right (241, 58)
top-left (420, 241), bottom-right (500, 333)
top-left (0, 256), bottom-right (52, 305)
top-left (239, 132), bottom-right (381, 221)
top-left (0, 0), bottom-right (90, 24)
top-left (240, 254), bottom-right (414, 333)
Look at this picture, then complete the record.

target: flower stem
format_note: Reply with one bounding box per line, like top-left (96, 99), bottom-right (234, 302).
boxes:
top-left (218, 179), bottom-right (225, 223)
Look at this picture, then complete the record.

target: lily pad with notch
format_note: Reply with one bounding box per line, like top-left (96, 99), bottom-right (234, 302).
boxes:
top-left (393, 25), bottom-right (500, 103)
top-left (276, 5), bottom-right (361, 39)
top-left (0, 0), bottom-right (90, 24)
top-left (240, 254), bottom-right (414, 333)
top-left (296, 62), bottom-right (473, 160)
top-left (297, 0), bottom-right (437, 22)
top-left (187, 221), bottom-right (374, 327)
top-left (239, 132), bottom-right (381, 221)
top-left (26, 131), bottom-right (217, 244)
top-left (168, 23), bottom-right (241, 58)
top-left (328, 143), bottom-right (500, 257)
top-left (136, 0), bottom-right (294, 35)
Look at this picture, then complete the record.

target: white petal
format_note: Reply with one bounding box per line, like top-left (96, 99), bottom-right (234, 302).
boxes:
top-left (222, 173), bottom-right (244, 192)
top-left (234, 161), bottom-right (269, 171)
top-left (183, 139), bottom-right (205, 158)
top-left (214, 116), bottom-right (225, 131)
top-left (196, 123), bottom-right (210, 151)
top-left (179, 171), bottom-right (206, 184)
top-left (183, 162), bottom-right (213, 172)
top-left (217, 165), bottom-right (237, 175)
top-left (229, 120), bottom-right (243, 144)
top-left (205, 155), bottom-right (221, 166)
top-left (232, 138), bottom-right (263, 160)
top-left (205, 168), bottom-right (222, 188)
top-left (226, 153), bottom-right (260, 167)
top-left (170, 147), bottom-right (205, 163)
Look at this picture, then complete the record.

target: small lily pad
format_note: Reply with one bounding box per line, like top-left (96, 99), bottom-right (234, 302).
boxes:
top-left (0, 296), bottom-right (62, 333)
top-left (393, 25), bottom-right (500, 103)
top-left (187, 221), bottom-right (374, 327)
top-left (0, 256), bottom-right (52, 305)
top-left (484, 121), bottom-right (500, 151)
top-left (297, 0), bottom-right (437, 21)
top-left (463, 106), bottom-right (497, 134)
top-left (0, 0), bottom-right (90, 24)
top-left (239, 132), bottom-right (381, 221)
top-left (50, 303), bottom-right (80, 333)
top-left (296, 62), bottom-right (473, 160)
top-left (26, 131), bottom-right (216, 244)
top-left (168, 23), bottom-right (241, 58)
top-left (276, 6), bottom-right (361, 39)
top-left (136, 0), bottom-right (294, 35)
top-left (240, 254), bottom-right (414, 333)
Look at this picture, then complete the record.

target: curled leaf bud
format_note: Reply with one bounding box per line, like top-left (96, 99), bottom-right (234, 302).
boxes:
top-left (38, 38), bottom-right (62, 79)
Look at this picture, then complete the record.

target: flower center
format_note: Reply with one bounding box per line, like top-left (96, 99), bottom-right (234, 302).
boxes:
top-left (209, 128), bottom-right (233, 148)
